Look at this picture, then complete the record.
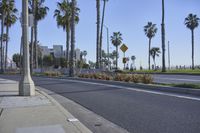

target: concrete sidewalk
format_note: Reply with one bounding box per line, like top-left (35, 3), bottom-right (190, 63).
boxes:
top-left (0, 78), bottom-right (92, 133)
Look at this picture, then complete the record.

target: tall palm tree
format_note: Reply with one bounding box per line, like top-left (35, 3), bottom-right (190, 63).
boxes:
top-left (144, 22), bottom-right (157, 70)
top-left (33, 0), bottom-right (49, 69)
top-left (4, 0), bottom-right (18, 70)
top-left (0, 0), bottom-right (8, 73)
top-left (54, 0), bottom-right (79, 68)
top-left (96, 0), bottom-right (100, 69)
top-left (99, 0), bottom-right (108, 68)
top-left (185, 13), bottom-right (199, 70)
top-left (111, 32), bottom-right (122, 69)
top-left (150, 47), bottom-right (161, 70)
top-left (161, 0), bottom-right (166, 72)
top-left (28, 0), bottom-right (35, 74)
top-left (69, 0), bottom-right (76, 77)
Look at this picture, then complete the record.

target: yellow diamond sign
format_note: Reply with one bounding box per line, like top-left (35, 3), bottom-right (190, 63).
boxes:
top-left (120, 44), bottom-right (128, 53)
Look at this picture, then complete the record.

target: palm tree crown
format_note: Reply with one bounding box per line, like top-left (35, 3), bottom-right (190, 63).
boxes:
top-left (111, 32), bottom-right (123, 47)
top-left (150, 47), bottom-right (161, 69)
top-left (144, 22), bottom-right (157, 39)
top-left (34, 0), bottom-right (49, 21)
top-left (54, 0), bottom-right (79, 31)
top-left (185, 14), bottom-right (199, 30)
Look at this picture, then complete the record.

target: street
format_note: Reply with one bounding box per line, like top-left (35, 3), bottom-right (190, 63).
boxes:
top-left (0, 74), bottom-right (200, 133)
top-left (153, 74), bottom-right (200, 84)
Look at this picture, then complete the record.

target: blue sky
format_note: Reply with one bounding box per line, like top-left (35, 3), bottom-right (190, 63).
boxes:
top-left (7, 0), bottom-right (200, 69)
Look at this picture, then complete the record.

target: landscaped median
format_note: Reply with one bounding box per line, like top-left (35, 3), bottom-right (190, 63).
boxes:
top-left (78, 73), bottom-right (153, 84)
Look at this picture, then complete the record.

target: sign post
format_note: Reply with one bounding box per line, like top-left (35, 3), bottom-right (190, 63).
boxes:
top-left (120, 44), bottom-right (128, 70)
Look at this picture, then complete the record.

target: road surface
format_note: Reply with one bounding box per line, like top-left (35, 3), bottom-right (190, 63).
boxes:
top-left (0, 75), bottom-right (200, 133)
top-left (153, 74), bottom-right (200, 84)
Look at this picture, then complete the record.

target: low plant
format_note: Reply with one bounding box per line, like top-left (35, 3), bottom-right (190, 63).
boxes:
top-left (140, 74), bottom-right (153, 84)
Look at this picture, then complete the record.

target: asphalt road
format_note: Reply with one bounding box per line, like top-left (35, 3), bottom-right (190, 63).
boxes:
top-left (153, 74), bottom-right (200, 84)
top-left (1, 75), bottom-right (200, 133)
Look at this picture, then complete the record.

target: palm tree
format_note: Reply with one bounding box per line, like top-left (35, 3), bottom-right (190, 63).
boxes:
top-left (185, 13), bottom-right (199, 70)
top-left (111, 32), bottom-right (122, 69)
top-left (69, 0), bottom-right (76, 77)
top-left (144, 22), bottom-right (157, 70)
top-left (28, 0), bottom-right (35, 74)
top-left (161, 0), bottom-right (166, 72)
top-left (96, 0), bottom-right (100, 68)
top-left (32, 0), bottom-right (49, 69)
top-left (150, 47), bottom-right (161, 70)
top-left (99, 0), bottom-right (108, 68)
top-left (54, 0), bottom-right (79, 68)
top-left (0, 33), bottom-right (7, 69)
top-left (4, 0), bottom-right (18, 70)
top-left (0, 0), bottom-right (9, 73)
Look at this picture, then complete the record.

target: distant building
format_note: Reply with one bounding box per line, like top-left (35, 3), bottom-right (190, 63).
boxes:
top-left (40, 45), bottom-right (64, 58)
top-left (40, 46), bottom-right (50, 56)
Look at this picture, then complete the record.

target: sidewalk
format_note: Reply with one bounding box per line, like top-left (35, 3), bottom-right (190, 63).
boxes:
top-left (0, 78), bottom-right (92, 133)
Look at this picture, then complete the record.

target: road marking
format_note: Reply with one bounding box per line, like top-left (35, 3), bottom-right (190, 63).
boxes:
top-left (154, 77), bottom-right (200, 82)
top-left (46, 78), bottom-right (200, 101)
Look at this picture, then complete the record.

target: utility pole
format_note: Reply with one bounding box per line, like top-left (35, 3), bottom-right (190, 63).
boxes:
top-left (168, 41), bottom-right (170, 70)
top-left (19, 0), bottom-right (35, 96)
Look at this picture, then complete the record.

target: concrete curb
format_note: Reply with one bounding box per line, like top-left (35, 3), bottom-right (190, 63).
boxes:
top-left (36, 88), bottom-right (93, 133)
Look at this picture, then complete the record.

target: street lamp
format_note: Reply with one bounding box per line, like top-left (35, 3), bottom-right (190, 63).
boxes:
top-left (19, 0), bottom-right (35, 96)
top-left (103, 25), bottom-right (110, 70)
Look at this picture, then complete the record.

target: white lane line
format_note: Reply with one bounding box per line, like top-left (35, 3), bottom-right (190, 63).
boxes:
top-left (153, 77), bottom-right (200, 82)
top-left (43, 77), bottom-right (200, 101)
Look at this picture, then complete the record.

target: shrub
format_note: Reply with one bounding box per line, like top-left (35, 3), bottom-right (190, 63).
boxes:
top-left (44, 71), bottom-right (61, 77)
top-left (131, 74), bottom-right (140, 83)
top-left (124, 75), bottom-right (132, 82)
top-left (114, 74), bottom-right (125, 81)
top-left (141, 74), bottom-right (153, 84)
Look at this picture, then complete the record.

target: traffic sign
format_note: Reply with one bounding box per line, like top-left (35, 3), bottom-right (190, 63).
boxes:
top-left (120, 44), bottom-right (128, 53)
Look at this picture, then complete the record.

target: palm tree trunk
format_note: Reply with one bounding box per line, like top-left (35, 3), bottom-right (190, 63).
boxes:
top-left (99, 0), bottom-right (107, 68)
top-left (161, 0), bottom-right (166, 72)
top-left (20, 36), bottom-right (23, 74)
top-left (34, 21), bottom-right (38, 69)
top-left (30, 0), bottom-right (35, 74)
top-left (116, 46), bottom-right (118, 69)
top-left (148, 38), bottom-right (151, 70)
top-left (34, 0), bottom-right (38, 69)
top-left (69, 0), bottom-right (76, 77)
top-left (96, 0), bottom-right (100, 69)
top-left (0, 14), bottom-right (4, 73)
top-left (153, 58), bottom-right (156, 70)
top-left (30, 27), bottom-right (34, 74)
top-left (191, 29), bottom-right (194, 69)
top-left (66, 26), bottom-right (70, 68)
top-left (5, 25), bottom-right (9, 70)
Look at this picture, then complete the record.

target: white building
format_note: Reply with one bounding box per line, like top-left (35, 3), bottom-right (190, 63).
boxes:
top-left (40, 45), bottom-right (64, 58)
top-left (40, 46), bottom-right (50, 56)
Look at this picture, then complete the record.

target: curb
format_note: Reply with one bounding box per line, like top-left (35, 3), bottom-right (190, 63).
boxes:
top-left (36, 88), bottom-right (92, 133)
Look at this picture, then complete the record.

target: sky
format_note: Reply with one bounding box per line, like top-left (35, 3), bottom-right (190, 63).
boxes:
top-left (6, 0), bottom-right (200, 69)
